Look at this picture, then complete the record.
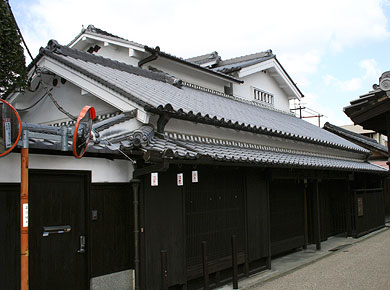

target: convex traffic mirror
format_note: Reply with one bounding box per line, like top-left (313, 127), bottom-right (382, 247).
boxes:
top-left (0, 99), bottom-right (22, 157)
top-left (73, 106), bottom-right (96, 159)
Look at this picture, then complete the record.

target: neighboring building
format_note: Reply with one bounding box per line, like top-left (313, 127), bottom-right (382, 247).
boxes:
top-left (324, 122), bottom-right (388, 164)
top-left (340, 124), bottom-right (388, 148)
top-left (1, 26), bottom-right (387, 290)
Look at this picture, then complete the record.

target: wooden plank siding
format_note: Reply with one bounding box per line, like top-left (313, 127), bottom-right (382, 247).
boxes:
top-left (319, 180), bottom-right (347, 241)
top-left (0, 183), bottom-right (20, 290)
top-left (89, 183), bottom-right (134, 278)
top-left (269, 179), bottom-right (305, 256)
top-left (142, 168), bottom-right (186, 290)
top-left (141, 166), bottom-right (270, 289)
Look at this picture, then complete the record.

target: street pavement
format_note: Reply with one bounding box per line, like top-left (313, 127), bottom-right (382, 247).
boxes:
top-left (248, 227), bottom-right (390, 290)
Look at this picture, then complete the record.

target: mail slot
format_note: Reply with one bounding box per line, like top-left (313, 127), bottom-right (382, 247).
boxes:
top-left (43, 225), bottom-right (71, 236)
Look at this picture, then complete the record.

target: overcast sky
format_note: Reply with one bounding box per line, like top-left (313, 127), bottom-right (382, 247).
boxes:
top-left (9, 0), bottom-right (390, 126)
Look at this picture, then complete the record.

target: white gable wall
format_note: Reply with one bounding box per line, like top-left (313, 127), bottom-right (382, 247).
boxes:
top-left (144, 58), bottom-right (231, 93)
top-left (233, 70), bottom-right (290, 111)
top-left (72, 36), bottom-right (232, 93)
top-left (0, 153), bottom-right (133, 183)
top-left (16, 76), bottom-right (118, 125)
top-left (94, 45), bottom-right (140, 67)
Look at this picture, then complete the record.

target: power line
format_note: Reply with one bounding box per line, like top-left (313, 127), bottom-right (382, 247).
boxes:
top-left (6, 0), bottom-right (35, 62)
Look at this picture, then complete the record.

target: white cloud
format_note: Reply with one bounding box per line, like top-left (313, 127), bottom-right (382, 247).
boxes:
top-left (294, 92), bottom-right (352, 127)
top-left (278, 50), bottom-right (322, 88)
top-left (11, 0), bottom-right (390, 58)
top-left (8, 0), bottom-right (390, 126)
top-left (323, 59), bottom-right (381, 92)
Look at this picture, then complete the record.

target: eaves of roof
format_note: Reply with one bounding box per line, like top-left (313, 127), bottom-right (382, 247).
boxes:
top-left (323, 122), bottom-right (388, 155)
top-left (186, 51), bottom-right (220, 65)
top-left (30, 41), bottom-right (367, 156)
top-left (20, 121), bottom-right (386, 173)
top-left (145, 104), bottom-right (368, 155)
top-left (67, 25), bottom-right (144, 49)
top-left (215, 55), bottom-right (275, 73)
top-left (144, 46), bottom-right (243, 84)
top-left (214, 56), bottom-right (304, 99)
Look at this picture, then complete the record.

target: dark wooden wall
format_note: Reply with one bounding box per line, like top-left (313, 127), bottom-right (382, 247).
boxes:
top-left (269, 179), bottom-right (305, 255)
top-left (351, 174), bottom-right (385, 237)
top-left (319, 180), bottom-right (347, 240)
top-left (89, 183), bottom-right (134, 278)
top-left (0, 183), bottom-right (20, 290)
top-left (245, 170), bottom-right (269, 271)
top-left (140, 166), bottom-right (271, 289)
top-left (383, 177), bottom-right (390, 219)
top-left (141, 168), bottom-right (186, 290)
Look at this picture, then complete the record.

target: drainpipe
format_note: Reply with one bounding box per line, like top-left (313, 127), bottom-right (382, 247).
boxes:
top-left (130, 179), bottom-right (141, 290)
top-left (138, 46), bottom-right (160, 68)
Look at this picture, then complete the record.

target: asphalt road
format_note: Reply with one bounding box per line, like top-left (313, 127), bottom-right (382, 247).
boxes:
top-left (250, 228), bottom-right (390, 290)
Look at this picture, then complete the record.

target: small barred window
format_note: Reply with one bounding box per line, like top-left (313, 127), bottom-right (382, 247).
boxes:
top-left (253, 87), bottom-right (274, 106)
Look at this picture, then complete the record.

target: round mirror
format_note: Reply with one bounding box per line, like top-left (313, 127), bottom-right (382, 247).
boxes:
top-left (73, 106), bottom-right (96, 159)
top-left (0, 99), bottom-right (22, 157)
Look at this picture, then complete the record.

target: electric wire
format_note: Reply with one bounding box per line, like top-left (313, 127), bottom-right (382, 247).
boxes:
top-left (6, 0), bottom-right (35, 63)
top-left (16, 88), bottom-right (51, 112)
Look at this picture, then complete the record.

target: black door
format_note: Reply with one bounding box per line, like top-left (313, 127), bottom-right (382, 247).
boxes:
top-left (29, 171), bottom-right (88, 290)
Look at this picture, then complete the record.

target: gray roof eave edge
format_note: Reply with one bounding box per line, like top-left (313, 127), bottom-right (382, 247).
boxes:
top-left (274, 57), bottom-right (304, 99)
top-left (145, 105), bottom-right (370, 156)
top-left (42, 49), bottom-right (149, 109)
top-left (158, 152), bottom-right (387, 173)
top-left (144, 46), bottom-right (244, 84)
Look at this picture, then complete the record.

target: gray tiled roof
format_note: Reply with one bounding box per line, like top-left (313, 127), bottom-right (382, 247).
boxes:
top-left (20, 120), bottom-right (385, 172)
top-left (67, 25), bottom-right (145, 49)
top-left (186, 51), bottom-right (221, 66)
top-left (138, 133), bottom-right (385, 172)
top-left (34, 42), bottom-right (369, 155)
top-left (323, 122), bottom-right (388, 154)
top-left (214, 51), bottom-right (274, 73)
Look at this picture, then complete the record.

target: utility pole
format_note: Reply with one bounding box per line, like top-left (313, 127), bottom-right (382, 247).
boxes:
top-left (20, 130), bottom-right (29, 290)
top-left (290, 106), bottom-right (306, 119)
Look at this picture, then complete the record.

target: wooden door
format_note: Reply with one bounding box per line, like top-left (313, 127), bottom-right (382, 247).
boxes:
top-left (29, 171), bottom-right (88, 290)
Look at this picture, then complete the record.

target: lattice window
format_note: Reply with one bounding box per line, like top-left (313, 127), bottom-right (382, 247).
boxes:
top-left (253, 87), bottom-right (274, 106)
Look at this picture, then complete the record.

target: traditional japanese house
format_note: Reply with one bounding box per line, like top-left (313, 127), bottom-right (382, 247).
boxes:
top-left (0, 26), bottom-right (387, 290)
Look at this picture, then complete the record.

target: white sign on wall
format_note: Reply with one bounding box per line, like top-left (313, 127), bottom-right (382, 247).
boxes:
top-left (151, 172), bottom-right (158, 186)
top-left (192, 171), bottom-right (198, 183)
top-left (3, 118), bottom-right (11, 148)
top-left (177, 173), bottom-right (183, 186)
top-left (23, 203), bottom-right (28, 227)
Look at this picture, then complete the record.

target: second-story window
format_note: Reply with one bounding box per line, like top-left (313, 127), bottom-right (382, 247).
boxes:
top-left (253, 87), bottom-right (274, 106)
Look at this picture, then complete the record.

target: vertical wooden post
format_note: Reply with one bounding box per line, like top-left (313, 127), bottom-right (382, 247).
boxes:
top-left (202, 241), bottom-right (209, 290)
top-left (313, 180), bottom-right (321, 250)
top-left (345, 179), bottom-right (352, 237)
top-left (231, 235), bottom-right (238, 290)
top-left (160, 250), bottom-right (168, 290)
top-left (266, 174), bottom-right (272, 269)
top-left (130, 179), bottom-right (141, 290)
top-left (303, 183), bottom-right (308, 249)
top-left (386, 112), bottom-right (390, 171)
top-left (21, 147), bottom-right (29, 290)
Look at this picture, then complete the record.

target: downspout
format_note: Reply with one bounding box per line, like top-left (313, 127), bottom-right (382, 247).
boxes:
top-left (138, 46), bottom-right (160, 68)
top-left (130, 179), bottom-right (141, 290)
top-left (156, 112), bottom-right (170, 137)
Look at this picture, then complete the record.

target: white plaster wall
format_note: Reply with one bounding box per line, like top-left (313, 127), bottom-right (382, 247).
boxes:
top-left (95, 45), bottom-right (139, 67)
top-left (73, 40), bottom-right (230, 94)
top-left (165, 119), bottom-right (367, 160)
top-left (0, 153), bottom-right (133, 183)
top-left (16, 78), bottom-right (117, 125)
top-left (233, 70), bottom-right (290, 111)
top-left (147, 58), bottom-right (230, 93)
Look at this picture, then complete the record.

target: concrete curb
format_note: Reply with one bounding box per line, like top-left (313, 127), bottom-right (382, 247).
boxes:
top-left (220, 226), bottom-right (389, 290)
